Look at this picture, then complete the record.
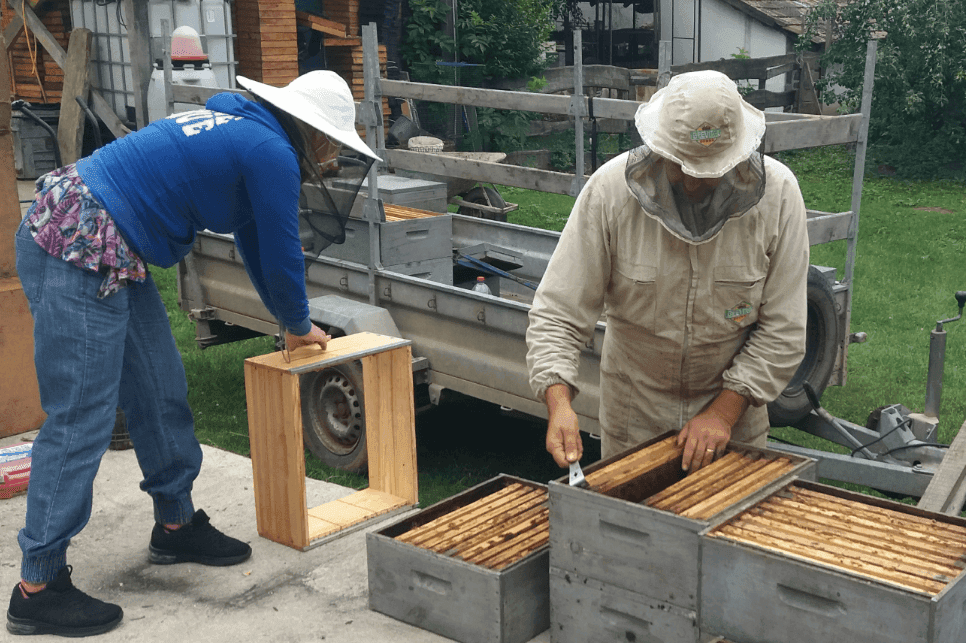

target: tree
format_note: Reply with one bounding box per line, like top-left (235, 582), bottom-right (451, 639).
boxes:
top-left (801, 0), bottom-right (966, 179)
top-left (402, 0), bottom-right (556, 84)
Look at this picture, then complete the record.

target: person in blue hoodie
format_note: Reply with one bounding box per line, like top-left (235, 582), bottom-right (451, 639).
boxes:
top-left (8, 70), bottom-right (380, 637)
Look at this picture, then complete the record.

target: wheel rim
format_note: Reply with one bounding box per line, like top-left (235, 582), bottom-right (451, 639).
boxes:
top-left (305, 370), bottom-right (363, 456)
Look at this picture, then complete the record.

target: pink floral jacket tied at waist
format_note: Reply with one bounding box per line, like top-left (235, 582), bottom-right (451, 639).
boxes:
top-left (25, 164), bottom-right (147, 298)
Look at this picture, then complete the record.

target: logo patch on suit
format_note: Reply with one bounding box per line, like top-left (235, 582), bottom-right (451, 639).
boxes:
top-left (725, 301), bottom-right (753, 324)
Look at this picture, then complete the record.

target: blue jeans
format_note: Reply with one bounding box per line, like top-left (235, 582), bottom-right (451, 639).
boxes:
top-left (15, 220), bottom-right (202, 583)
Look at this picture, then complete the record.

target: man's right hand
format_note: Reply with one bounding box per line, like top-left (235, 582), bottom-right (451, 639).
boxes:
top-left (545, 383), bottom-right (583, 467)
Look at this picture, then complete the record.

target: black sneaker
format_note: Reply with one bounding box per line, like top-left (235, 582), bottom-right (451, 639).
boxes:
top-left (6, 566), bottom-right (123, 637)
top-left (149, 509), bottom-right (252, 566)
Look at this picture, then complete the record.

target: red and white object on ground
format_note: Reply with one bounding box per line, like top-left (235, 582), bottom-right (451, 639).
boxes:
top-left (0, 442), bottom-right (32, 499)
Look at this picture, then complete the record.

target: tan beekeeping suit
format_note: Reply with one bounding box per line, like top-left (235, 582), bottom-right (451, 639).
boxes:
top-left (526, 149), bottom-right (809, 458)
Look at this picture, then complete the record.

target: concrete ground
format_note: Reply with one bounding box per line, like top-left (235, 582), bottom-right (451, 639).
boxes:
top-left (1, 430), bottom-right (552, 643)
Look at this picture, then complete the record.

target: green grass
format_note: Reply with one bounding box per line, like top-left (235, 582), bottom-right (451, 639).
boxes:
top-left (155, 145), bottom-right (966, 507)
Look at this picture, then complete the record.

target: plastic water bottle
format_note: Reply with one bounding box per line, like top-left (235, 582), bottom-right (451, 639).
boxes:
top-left (471, 276), bottom-right (491, 295)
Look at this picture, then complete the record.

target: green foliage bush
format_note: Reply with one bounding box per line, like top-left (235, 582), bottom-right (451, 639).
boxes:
top-left (799, 0), bottom-right (965, 179)
top-left (403, 0), bottom-right (556, 83)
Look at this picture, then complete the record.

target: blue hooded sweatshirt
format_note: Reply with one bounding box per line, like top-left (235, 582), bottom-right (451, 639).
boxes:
top-left (75, 93), bottom-right (311, 335)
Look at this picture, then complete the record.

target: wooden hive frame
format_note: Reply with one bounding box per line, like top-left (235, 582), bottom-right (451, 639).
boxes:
top-left (244, 332), bottom-right (418, 550)
top-left (582, 433), bottom-right (801, 520)
top-left (709, 482), bottom-right (966, 595)
top-left (395, 481), bottom-right (550, 570)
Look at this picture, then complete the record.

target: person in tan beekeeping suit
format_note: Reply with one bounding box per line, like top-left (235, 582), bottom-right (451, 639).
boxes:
top-left (526, 70), bottom-right (809, 474)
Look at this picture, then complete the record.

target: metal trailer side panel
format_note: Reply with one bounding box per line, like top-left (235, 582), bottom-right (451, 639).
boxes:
top-left (180, 228), bottom-right (606, 431)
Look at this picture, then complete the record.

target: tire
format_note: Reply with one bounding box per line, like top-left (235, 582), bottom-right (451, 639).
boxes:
top-left (457, 186), bottom-right (507, 221)
top-left (300, 360), bottom-right (368, 473)
top-left (767, 265), bottom-right (840, 428)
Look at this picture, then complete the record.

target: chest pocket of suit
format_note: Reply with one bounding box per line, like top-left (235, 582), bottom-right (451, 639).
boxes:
top-left (706, 265), bottom-right (766, 340)
top-left (611, 259), bottom-right (658, 327)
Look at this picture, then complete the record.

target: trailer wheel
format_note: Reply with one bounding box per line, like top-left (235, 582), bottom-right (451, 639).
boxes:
top-left (458, 186), bottom-right (507, 221)
top-left (300, 361), bottom-right (368, 474)
top-left (767, 266), bottom-right (840, 428)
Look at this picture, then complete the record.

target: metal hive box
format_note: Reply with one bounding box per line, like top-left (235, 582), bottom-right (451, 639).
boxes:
top-left (701, 479), bottom-right (966, 643)
top-left (549, 432), bottom-right (816, 611)
top-left (367, 474), bottom-right (550, 643)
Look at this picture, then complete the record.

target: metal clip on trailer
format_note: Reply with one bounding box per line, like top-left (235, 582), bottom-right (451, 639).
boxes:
top-left (770, 292), bottom-right (966, 501)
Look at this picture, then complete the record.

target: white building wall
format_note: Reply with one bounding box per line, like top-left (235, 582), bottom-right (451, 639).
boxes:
top-left (700, 0), bottom-right (789, 93)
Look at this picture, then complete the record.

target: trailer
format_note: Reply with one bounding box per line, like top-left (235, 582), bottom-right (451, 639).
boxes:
top-left (168, 26), bottom-right (956, 501)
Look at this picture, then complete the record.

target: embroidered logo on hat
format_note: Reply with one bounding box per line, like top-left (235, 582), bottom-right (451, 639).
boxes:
top-left (691, 123), bottom-right (722, 147)
top-left (725, 301), bottom-right (753, 323)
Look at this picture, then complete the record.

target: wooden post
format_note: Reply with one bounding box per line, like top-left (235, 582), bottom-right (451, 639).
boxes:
top-left (56, 28), bottom-right (92, 165)
top-left (244, 333), bottom-right (418, 550)
top-left (917, 417), bottom-right (966, 515)
top-left (122, 0), bottom-right (152, 130)
top-left (0, 30), bottom-right (19, 279)
top-left (0, 30), bottom-right (45, 437)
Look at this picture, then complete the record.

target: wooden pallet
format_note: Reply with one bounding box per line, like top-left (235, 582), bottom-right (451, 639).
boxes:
top-left (709, 484), bottom-right (966, 595)
top-left (244, 332), bottom-right (418, 549)
top-left (395, 481), bottom-right (550, 570)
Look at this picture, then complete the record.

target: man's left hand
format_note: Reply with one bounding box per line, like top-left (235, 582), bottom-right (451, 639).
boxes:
top-left (677, 409), bottom-right (731, 473)
top-left (676, 389), bottom-right (750, 473)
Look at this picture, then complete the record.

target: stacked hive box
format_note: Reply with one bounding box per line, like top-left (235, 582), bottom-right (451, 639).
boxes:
top-left (548, 433), bottom-right (815, 643)
top-left (232, 0), bottom-right (299, 86)
top-left (702, 480), bottom-right (966, 643)
top-left (368, 475), bottom-right (551, 643)
top-left (302, 179), bottom-right (451, 283)
top-left (1, 0), bottom-right (70, 103)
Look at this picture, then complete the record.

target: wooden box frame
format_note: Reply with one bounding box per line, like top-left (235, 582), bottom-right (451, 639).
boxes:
top-left (244, 332), bottom-right (418, 550)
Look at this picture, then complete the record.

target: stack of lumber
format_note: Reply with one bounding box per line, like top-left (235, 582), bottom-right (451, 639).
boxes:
top-left (1, 0), bottom-right (69, 103)
top-left (644, 451), bottom-right (798, 520)
top-left (325, 41), bottom-right (389, 134)
top-left (233, 0), bottom-right (299, 86)
top-left (395, 482), bottom-right (549, 570)
top-left (323, 0), bottom-right (359, 38)
top-left (709, 484), bottom-right (966, 595)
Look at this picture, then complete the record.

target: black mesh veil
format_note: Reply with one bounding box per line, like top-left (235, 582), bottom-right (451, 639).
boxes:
top-left (261, 101), bottom-right (376, 257)
top-left (624, 142), bottom-right (766, 245)
top-left (297, 152), bottom-right (373, 256)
